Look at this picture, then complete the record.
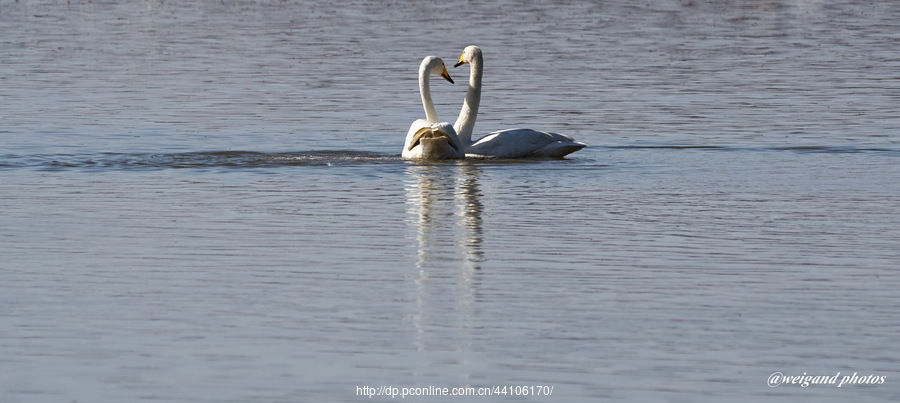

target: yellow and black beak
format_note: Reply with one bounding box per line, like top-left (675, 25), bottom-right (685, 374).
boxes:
top-left (440, 65), bottom-right (454, 84)
top-left (454, 52), bottom-right (467, 68)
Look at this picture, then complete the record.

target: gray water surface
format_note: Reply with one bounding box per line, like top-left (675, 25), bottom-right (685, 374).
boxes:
top-left (2, 1), bottom-right (900, 402)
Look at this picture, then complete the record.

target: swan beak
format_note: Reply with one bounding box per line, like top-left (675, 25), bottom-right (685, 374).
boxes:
top-left (440, 66), bottom-right (454, 84)
top-left (454, 53), bottom-right (467, 68)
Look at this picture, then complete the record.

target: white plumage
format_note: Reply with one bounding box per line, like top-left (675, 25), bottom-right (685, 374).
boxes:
top-left (453, 45), bottom-right (586, 158)
top-left (402, 56), bottom-right (463, 160)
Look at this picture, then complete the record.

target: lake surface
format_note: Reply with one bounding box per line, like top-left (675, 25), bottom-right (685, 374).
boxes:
top-left (2, 0), bottom-right (899, 402)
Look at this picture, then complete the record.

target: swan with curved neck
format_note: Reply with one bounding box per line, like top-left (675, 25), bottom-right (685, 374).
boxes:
top-left (453, 45), bottom-right (586, 158)
top-left (402, 56), bottom-right (464, 160)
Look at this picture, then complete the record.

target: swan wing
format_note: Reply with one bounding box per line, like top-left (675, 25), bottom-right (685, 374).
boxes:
top-left (466, 128), bottom-right (586, 158)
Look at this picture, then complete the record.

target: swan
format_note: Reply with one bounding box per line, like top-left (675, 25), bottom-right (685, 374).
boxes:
top-left (453, 45), bottom-right (586, 158)
top-left (402, 56), bottom-right (464, 160)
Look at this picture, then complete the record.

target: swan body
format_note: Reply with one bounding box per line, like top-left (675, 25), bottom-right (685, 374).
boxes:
top-left (453, 45), bottom-right (586, 158)
top-left (402, 56), bottom-right (464, 160)
top-left (467, 128), bottom-right (585, 158)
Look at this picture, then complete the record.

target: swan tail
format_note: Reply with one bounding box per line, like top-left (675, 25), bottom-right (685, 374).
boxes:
top-left (408, 126), bottom-right (462, 153)
top-left (530, 141), bottom-right (587, 158)
top-left (407, 126), bottom-right (435, 151)
top-left (402, 120), bottom-right (464, 160)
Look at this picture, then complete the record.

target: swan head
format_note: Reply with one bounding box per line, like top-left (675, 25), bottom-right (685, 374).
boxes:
top-left (454, 45), bottom-right (481, 68)
top-left (421, 56), bottom-right (454, 84)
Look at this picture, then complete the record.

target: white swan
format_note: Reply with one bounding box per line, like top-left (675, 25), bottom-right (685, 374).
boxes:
top-left (453, 45), bottom-right (586, 158)
top-left (402, 56), bottom-right (464, 160)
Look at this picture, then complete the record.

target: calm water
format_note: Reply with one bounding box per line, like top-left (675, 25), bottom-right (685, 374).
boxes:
top-left (2, 1), bottom-right (900, 402)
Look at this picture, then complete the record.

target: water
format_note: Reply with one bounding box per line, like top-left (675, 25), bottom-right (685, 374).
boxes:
top-left (2, 1), bottom-right (900, 401)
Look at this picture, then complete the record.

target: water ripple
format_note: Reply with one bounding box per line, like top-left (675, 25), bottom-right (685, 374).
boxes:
top-left (1, 151), bottom-right (398, 171)
top-left (0, 150), bottom-right (590, 172)
top-left (602, 144), bottom-right (900, 156)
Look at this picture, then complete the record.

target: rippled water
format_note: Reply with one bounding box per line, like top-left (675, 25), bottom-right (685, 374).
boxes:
top-left (2, 1), bottom-right (900, 402)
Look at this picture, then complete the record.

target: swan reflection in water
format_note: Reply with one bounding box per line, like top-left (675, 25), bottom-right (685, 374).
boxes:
top-left (405, 162), bottom-right (484, 269)
top-left (404, 161), bottom-right (484, 357)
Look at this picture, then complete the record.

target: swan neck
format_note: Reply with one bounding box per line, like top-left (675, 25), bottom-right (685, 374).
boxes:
top-left (454, 52), bottom-right (482, 148)
top-left (420, 63), bottom-right (440, 123)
